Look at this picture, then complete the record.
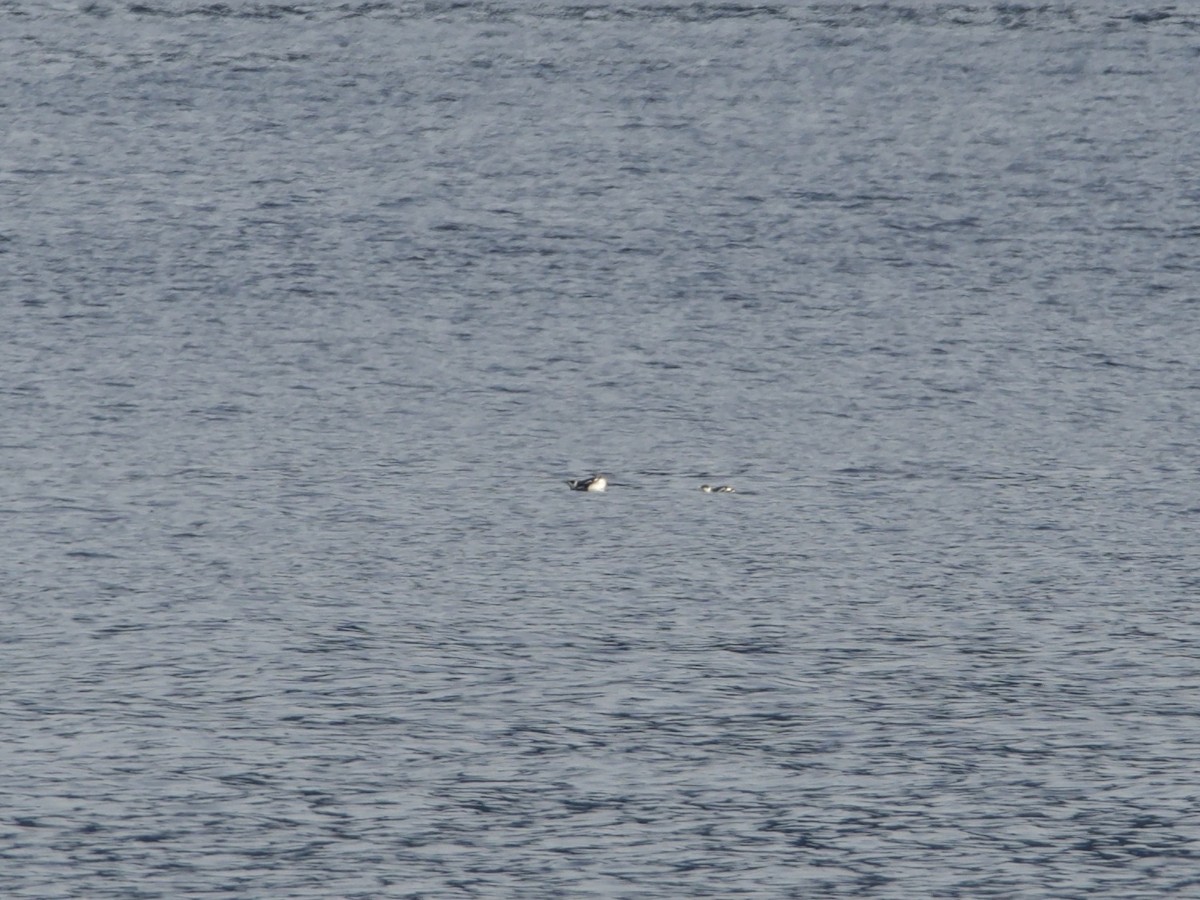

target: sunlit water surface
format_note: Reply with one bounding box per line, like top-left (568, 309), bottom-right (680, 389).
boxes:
top-left (4, 2), bottom-right (1200, 897)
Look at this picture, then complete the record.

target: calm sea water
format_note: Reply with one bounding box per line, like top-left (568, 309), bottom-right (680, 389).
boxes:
top-left (4, 1), bottom-right (1200, 896)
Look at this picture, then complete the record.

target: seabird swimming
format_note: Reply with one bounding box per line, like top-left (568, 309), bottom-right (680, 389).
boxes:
top-left (567, 474), bottom-right (607, 492)
top-left (700, 484), bottom-right (735, 493)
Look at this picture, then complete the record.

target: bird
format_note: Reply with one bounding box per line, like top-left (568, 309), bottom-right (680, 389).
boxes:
top-left (700, 484), bottom-right (735, 493)
top-left (567, 474), bottom-right (607, 492)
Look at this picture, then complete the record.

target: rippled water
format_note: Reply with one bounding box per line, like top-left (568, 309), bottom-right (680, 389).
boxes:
top-left (4, 2), bottom-right (1200, 896)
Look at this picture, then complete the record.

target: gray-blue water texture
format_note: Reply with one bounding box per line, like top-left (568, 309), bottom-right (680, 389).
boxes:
top-left (4, 2), bottom-right (1200, 897)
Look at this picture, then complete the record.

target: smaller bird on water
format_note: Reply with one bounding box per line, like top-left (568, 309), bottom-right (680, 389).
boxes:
top-left (700, 484), bottom-right (735, 493)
